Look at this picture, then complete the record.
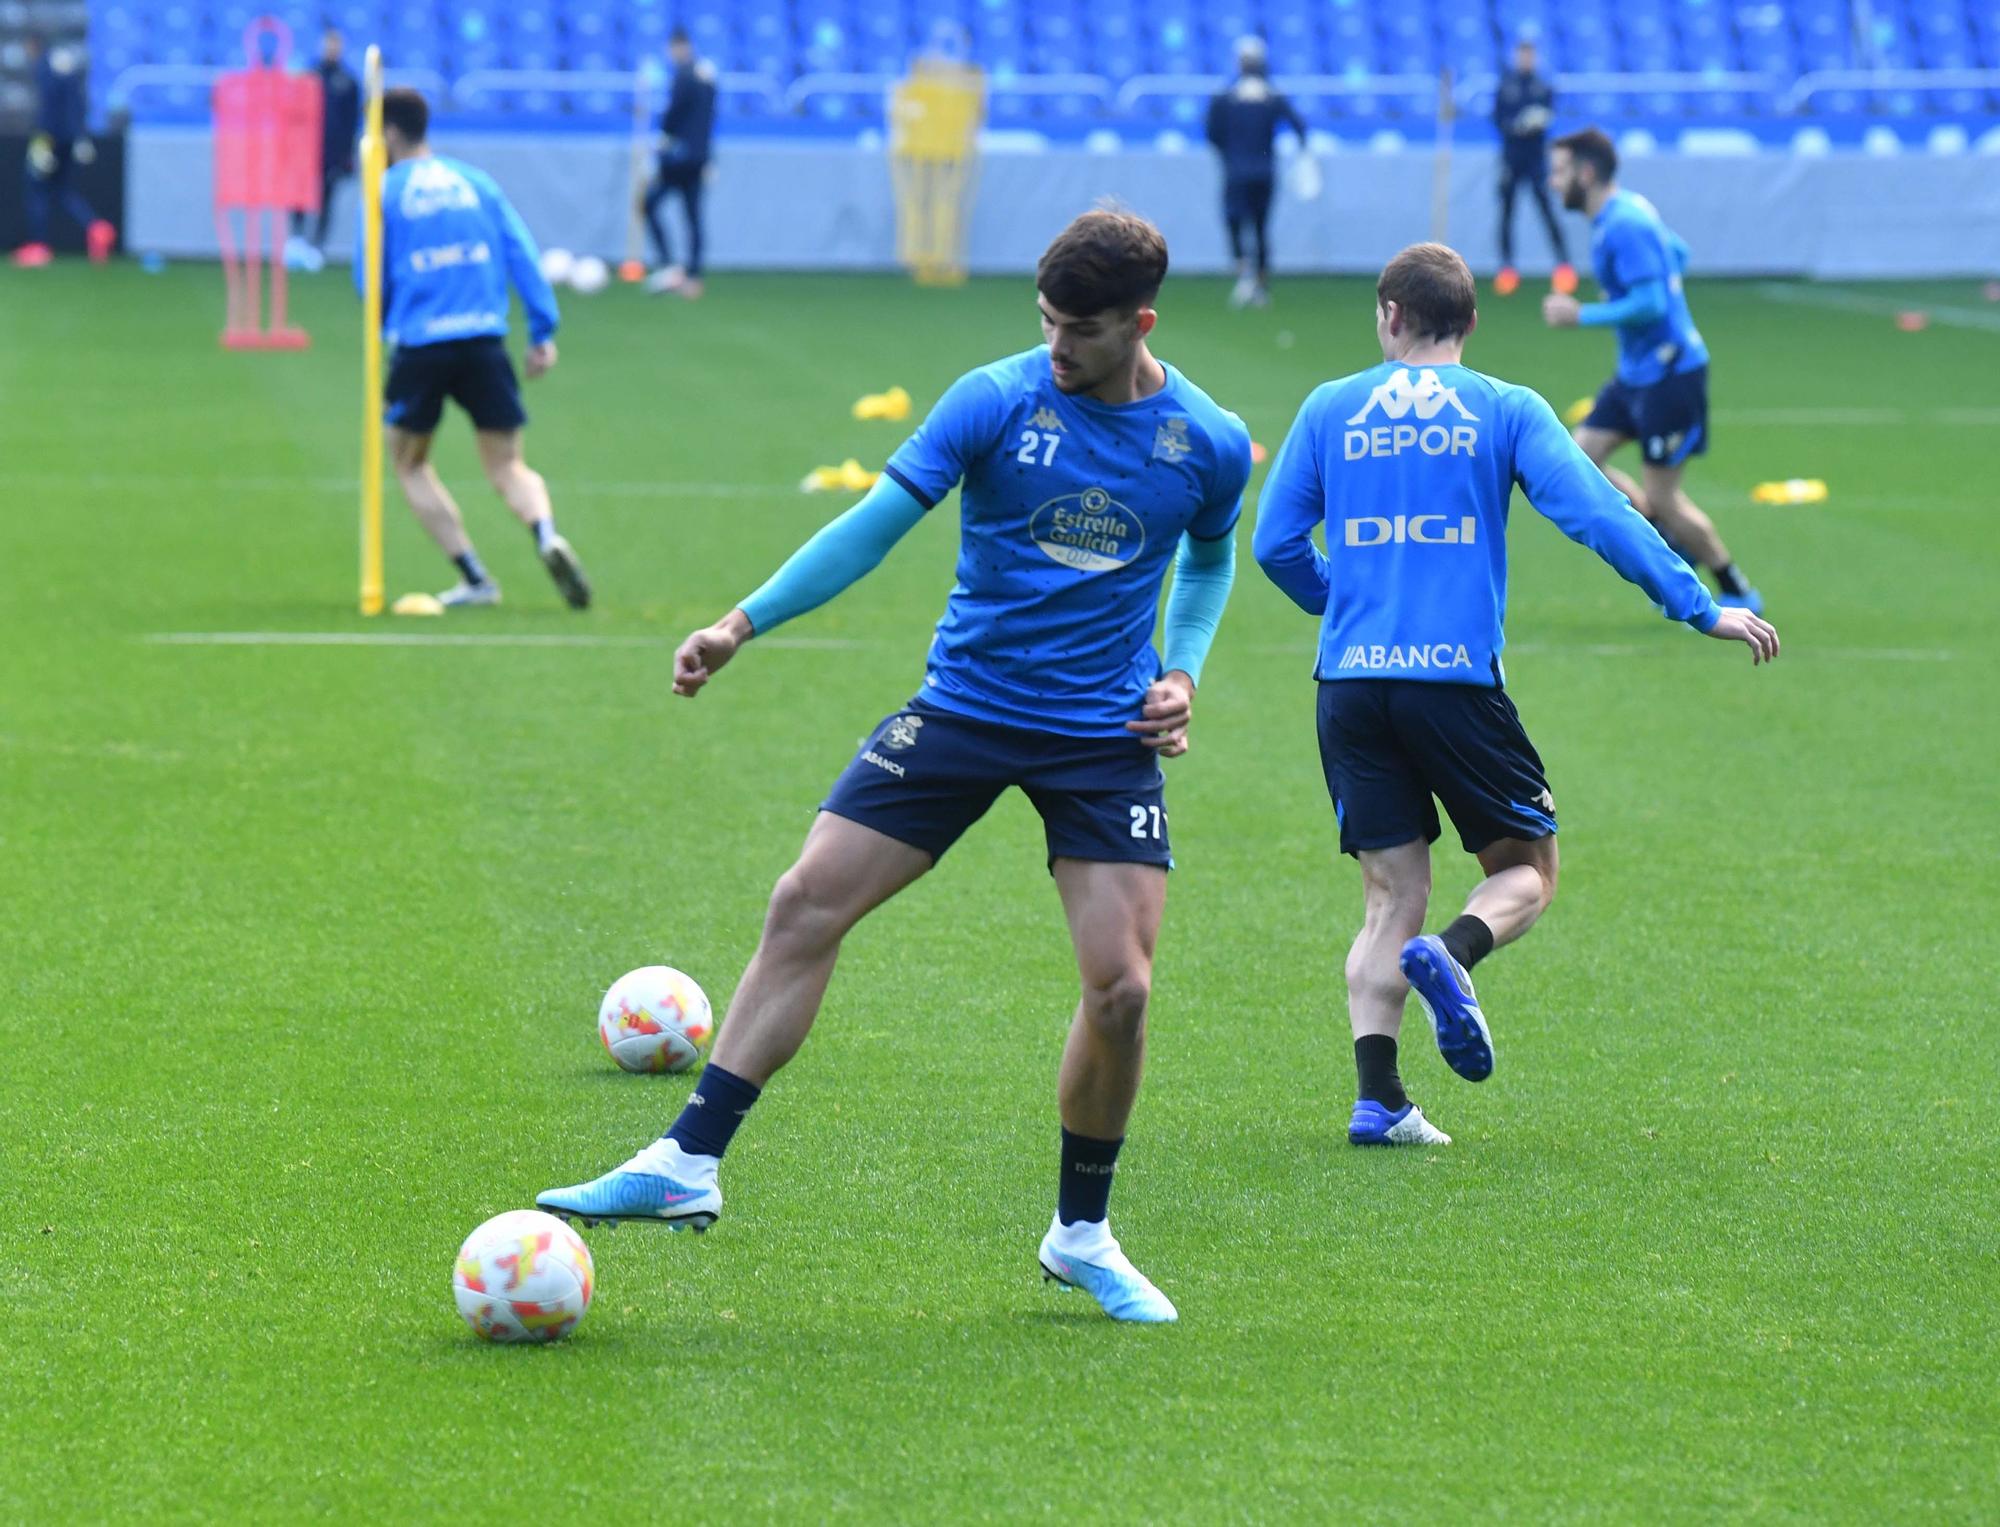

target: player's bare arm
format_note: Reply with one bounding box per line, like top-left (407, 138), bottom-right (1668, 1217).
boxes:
top-left (673, 608), bottom-right (753, 696)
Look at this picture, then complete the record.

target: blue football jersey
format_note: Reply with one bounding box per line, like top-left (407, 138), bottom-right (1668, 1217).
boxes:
top-left (883, 347), bottom-right (1252, 737)
top-left (1252, 361), bottom-right (1719, 684)
top-left (358, 154), bottom-right (560, 350)
top-left (1591, 189), bottom-right (1708, 386)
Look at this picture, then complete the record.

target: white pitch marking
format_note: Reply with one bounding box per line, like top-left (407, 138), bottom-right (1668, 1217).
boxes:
top-left (1755, 282), bottom-right (2000, 334)
top-left (0, 473), bottom-right (794, 499)
top-left (143, 632), bottom-right (869, 650)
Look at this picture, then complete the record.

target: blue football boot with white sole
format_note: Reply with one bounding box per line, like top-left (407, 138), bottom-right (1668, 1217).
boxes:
top-left (1400, 934), bottom-right (1495, 1082)
top-left (1348, 1098), bottom-right (1453, 1146)
top-left (1038, 1218), bottom-right (1178, 1324)
top-left (537, 1138), bottom-right (722, 1231)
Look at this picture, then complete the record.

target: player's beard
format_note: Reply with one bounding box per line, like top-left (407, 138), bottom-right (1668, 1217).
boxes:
top-left (1560, 181), bottom-right (1588, 212)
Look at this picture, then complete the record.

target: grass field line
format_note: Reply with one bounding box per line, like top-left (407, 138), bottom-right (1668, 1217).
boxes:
top-left (147, 632), bottom-right (1956, 662)
top-left (1755, 280), bottom-right (2000, 333)
top-left (141, 631), bottom-right (865, 650)
top-left (0, 472), bottom-right (791, 499)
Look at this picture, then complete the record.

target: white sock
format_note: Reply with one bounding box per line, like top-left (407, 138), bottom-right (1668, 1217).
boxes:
top-left (1045, 1212), bottom-right (1117, 1260)
top-left (533, 517), bottom-right (557, 552)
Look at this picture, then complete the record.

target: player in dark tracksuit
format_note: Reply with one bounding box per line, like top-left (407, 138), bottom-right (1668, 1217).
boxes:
top-left (642, 27), bottom-right (718, 299)
top-left (1205, 36), bottom-right (1306, 309)
top-left (15, 31), bottom-right (114, 267)
top-left (288, 28), bottom-right (360, 266)
top-left (1492, 38), bottom-right (1571, 291)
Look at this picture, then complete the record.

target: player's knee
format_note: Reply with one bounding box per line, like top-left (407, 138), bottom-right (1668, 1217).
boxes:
top-left (1081, 967), bottom-right (1150, 1043)
top-left (761, 866), bottom-right (852, 954)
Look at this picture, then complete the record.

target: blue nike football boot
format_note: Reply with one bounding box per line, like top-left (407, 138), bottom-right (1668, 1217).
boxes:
top-left (537, 1138), bottom-right (722, 1231)
top-left (1399, 934), bottom-right (1495, 1082)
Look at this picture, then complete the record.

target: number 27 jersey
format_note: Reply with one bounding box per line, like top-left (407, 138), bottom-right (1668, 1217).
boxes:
top-left (882, 347), bottom-right (1251, 739)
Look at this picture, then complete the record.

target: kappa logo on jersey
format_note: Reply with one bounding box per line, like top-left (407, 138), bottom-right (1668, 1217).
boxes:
top-left (1152, 416), bottom-right (1192, 463)
top-left (1029, 486), bottom-right (1145, 572)
top-left (398, 160), bottom-right (482, 219)
top-left (1344, 368), bottom-right (1480, 460)
top-left (1029, 407), bottom-right (1066, 433)
top-left (1335, 642), bottom-right (1476, 672)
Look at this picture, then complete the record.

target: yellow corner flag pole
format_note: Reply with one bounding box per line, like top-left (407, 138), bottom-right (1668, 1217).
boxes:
top-left (358, 46), bottom-right (386, 617)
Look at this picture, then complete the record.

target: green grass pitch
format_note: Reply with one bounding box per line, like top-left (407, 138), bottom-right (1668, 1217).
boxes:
top-left (3, 262), bottom-right (1996, 1520)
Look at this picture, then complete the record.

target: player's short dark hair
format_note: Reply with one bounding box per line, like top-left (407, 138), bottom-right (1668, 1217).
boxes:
top-left (1376, 242), bottom-right (1477, 342)
top-left (1553, 127), bottom-right (1617, 182)
top-left (1036, 210), bottom-right (1169, 317)
top-left (669, 25), bottom-right (690, 45)
top-left (381, 87), bottom-right (430, 144)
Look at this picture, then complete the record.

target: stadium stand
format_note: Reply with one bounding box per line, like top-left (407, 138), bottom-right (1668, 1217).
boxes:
top-left (89, 0), bottom-right (2000, 141)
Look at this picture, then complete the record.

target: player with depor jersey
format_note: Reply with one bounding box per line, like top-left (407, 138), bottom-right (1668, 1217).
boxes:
top-left (539, 211), bottom-right (1252, 1323)
top-left (1543, 127), bottom-right (1763, 614)
top-left (361, 88), bottom-right (591, 610)
top-left (1254, 242), bottom-right (1778, 1146)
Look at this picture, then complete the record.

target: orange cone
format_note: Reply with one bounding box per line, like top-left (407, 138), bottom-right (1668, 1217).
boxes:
top-left (1550, 263), bottom-right (1579, 295)
top-left (1493, 267), bottom-right (1521, 296)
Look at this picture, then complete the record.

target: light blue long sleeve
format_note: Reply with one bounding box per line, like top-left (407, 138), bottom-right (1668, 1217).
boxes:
top-left (738, 476), bottom-right (928, 635)
top-left (1252, 402), bottom-right (1333, 615)
top-left (1160, 531), bottom-right (1237, 684)
top-left (1580, 277), bottom-right (1667, 329)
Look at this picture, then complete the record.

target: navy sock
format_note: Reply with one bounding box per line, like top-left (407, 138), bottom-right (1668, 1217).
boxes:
top-left (1714, 561), bottom-right (1751, 597)
top-left (664, 1063), bottom-right (761, 1159)
top-left (453, 550), bottom-right (489, 587)
top-left (1058, 1128), bottom-right (1123, 1226)
top-left (1354, 1034), bottom-right (1408, 1111)
top-left (1440, 914), bottom-right (1495, 970)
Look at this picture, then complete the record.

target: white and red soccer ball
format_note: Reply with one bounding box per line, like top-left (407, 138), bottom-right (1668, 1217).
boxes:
top-left (597, 965), bottom-right (714, 1073)
top-left (452, 1210), bottom-right (594, 1344)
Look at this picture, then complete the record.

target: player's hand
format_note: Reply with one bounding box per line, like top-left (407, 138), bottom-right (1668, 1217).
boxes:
top-left (1542, 292), bottom-right (1581, 327)
top-left (74, 138), bottom-right (96, 166)
top-left (1706, 607), bottom-right (1780, 665)
top-left (674, 610), bottom-right (754, 698)
top-left (524, 341), bottom-right (557, 379)
top-left (1128, 670), bottom-right (1195, 757)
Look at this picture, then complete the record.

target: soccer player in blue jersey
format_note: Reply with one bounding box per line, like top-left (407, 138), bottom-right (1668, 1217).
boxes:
top-left (539, 211), bottom-right (1251, 1323)
top-left (361, 89), bottom-right (590, 610)
top-left (1255, 243), bottom-right (1777, 1146)
top-left (1542, 128), bottom-right (1763, 613)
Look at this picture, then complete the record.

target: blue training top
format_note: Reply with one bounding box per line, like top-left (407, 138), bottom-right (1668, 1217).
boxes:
top-left (882, 346), bottom-right (1252, 737)
top-left (358, 154), bottom-right (560, 350)
top-left (1591, 189), bottom-right (1708, 386)
top-left (1252, 361), bottom-right (1720, 685)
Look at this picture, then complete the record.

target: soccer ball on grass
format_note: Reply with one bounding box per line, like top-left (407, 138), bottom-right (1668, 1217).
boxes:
top-left (598, 965), bottom-right (714, 1073)
top-left (452, 1209), bottom-right (593, 1343)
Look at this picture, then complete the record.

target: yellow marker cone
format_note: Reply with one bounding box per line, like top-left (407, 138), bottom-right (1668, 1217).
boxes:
top-left (1751, 478), bottom-right (1828, 505)
top-left (800, 459), bottom-right (882, 493)
top-left (852, 385), bottom-right (912, 421)
top-left (391, 592), bottom-right (445, 616)
top-left (1562, 397), bottom-right (1595, 427)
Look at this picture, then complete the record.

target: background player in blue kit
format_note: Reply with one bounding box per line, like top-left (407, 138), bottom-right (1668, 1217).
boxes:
top-left (1542, 128), bottom-right (1763, 613)
top-left (363, 89), bottom-right (590, 610)
top-left (1255, 243), bottom-right (1778, 1147)
top-left (540, 211), bottom-right (1251, 1323)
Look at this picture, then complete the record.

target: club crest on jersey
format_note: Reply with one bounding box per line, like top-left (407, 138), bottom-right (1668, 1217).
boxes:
top-left (880, 714), bottom-right (924, 751)
top-left (1152, 416), bottom-right (1192, 463)
top-left (1029, 407), bottom-right (1066, 433)
top-left (1344, 368), bottom-right (1479, 460)
top-left (1029, 486), bottom-right (1145, 572)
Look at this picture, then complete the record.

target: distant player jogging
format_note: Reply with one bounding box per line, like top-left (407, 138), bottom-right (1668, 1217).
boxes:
top-left (1542, 127), bottom-right (1763, 613)
top-left (540, 211), bottom-right (1252, 1324)
top-left (360, 88), bottom-right (590, 610)
top-left (1254, 242), bottom-right (1778, 1146)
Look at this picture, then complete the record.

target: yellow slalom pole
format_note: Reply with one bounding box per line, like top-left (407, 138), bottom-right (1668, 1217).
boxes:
top-left (358, 46), bottom-right (386, 617)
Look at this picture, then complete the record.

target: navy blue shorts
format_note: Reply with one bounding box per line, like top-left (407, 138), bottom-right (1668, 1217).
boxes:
top-left (1583, 365), bottom-right (1708, 467)
top-left (1316, 681), bottom-right (1556, 857)
top-left (821, 701), bottom-right (1172, 868)
top-left (384, 336), bottom-right (527, 435)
